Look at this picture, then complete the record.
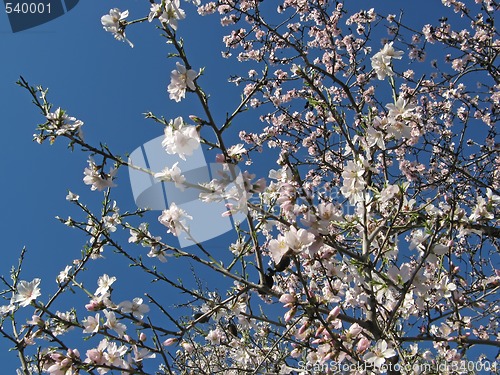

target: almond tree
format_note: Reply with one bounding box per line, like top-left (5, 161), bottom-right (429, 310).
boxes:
top-left (1, 0), bottom-right (499, 374)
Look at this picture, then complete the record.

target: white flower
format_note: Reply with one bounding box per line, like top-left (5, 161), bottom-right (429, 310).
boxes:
top-left (167, 62), bottom-right (197, 102)
top-left (12, 279), bottom-right (41, 307)
top-left (104, 310), bottom-right (127, 337)
top-left (284, 227), bottom-right (315, 252)
top-left (158, 202), bottom-right (192, 236)
top-left (0, 304), bottom-right (14, 317)
top-left (147, 245), bottom-right (171, 263)
top-left (206, 329), bottom-right (222, 345)
top-left (371, 42), bottom-right (403, 80)
top-left (104, 341), bottom-right (127, 368)
top-left (228, 144), bottom-right (247, 157)
top-left (340, 160), bottom-right (366, 203)
top-left (103, 212), bottom-right (121, 233)
top-left (83, 158), bottom-right (117, 191)
top-left (409, 230), bottom-right (429, 252)
top-left (379, 42), bottom-right (404, 60)
top-left (386, 97), bottom-right (416, 119)
top-left (363, 340), bottom-right (396, 368)
top-left (45, 108), bottom-right (84, 136)
top-left (379, 184), bottom-right (399, 203)
top-left (83, 313), bottom-right (100, 334)
top-left (66, 191), bottom-right (79, 201)
top-left (132, 345), bottom-right (156, 362)
top-left (95, 274), bottom-right (116, 297)
top-left (101, 8), bottom-right (133, 47)
top-left (371, 53), bottom-right (393, 80)
top-left (365, 126), bottom-right (386, 150)
top-left (154, 162), bottom-right (186, 191)
top-left (56, 265), bottom-right (72, 284)
top-left (119, 297), bottom-right (150, 320)
top-left (268, 235), bottom-right (289, 264)
top-left (159, 0), bottom-right (186, 30)
top-left (148, 3), bottom-right (162, 22)
top-left (162, 117), bottom-right (200, 160)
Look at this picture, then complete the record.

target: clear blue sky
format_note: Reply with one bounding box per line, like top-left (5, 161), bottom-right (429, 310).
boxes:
top-left (0, 1), bottom-right (468, 372)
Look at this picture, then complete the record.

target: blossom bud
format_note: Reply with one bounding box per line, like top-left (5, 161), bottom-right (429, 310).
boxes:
top-left (357, 337), bottom-right (371, 353)
top-left (163, 338), bottom-right (178, 346)
top-left (327, 306), bottom-right (341, 321)
top-left (139, 332), bottom-right (147, 342)
top-left (279, 293), bottom-right (295, 307)
top-left (284, 307), bottom-right (296, 322)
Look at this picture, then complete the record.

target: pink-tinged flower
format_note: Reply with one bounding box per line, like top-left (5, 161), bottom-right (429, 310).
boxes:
top-left (363, 339), bottom-right (396, 368)
top-left (268, 235), bottom-right (289, 264)
top-left (104, 310), bottom-right (127, 337)
top-left (167, 62), bottom-right (197, 102)
top-left (119, 297), bottom-right (150, 320)
top-left (103, 341), bottom-right (127, 368)
top-left (158, 202), bottom-right (192, 236)
top-left (357, 337), bottom-right (371, 353)
top-left (279, 294), bottom-right (296, 308)
top-left (83, 313), bottom-right (100, 334)
top-left (85, 339), bottom-right (107, 366)
top-left (83, 158), bottom-right (117, 191)
top-left (284, 226), bottom-right (315, 252)
top-left (206, 329), bottom-right (222, 345)
top-left (46, 349), bottom-right (81, 375)
top-left (162, 117), bottom-right (200, 160)
top-left (12, 278), bottom-right (41, 307)
top-left (101, 8), bottom-right (133, 47)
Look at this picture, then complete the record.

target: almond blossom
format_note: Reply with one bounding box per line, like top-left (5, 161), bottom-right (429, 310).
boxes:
top-left (370, 42), bottom-right (403, 80)
top-left (101, 8), bottom-right (133, 47)
top-left (12, 278), bottom-right (41, 307)
top-left (363, 340), bottom-right (397, 368)
top-left (158, 202), bottom-right (192, 236)
top-left (162, 117), bottom-right (200, 160)
top-left (167, 62), bottom-right (197, 102)
top-left (83, 158), bottom-right (117, 191)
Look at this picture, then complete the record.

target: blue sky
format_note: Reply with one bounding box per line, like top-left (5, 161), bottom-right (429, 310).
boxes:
top-left (0, 1), bottom-right (479, 372)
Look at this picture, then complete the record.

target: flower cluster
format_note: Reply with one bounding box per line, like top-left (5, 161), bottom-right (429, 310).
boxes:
top-left (83, 158), bottom-right (117, 191)
top-left (101, 8), bottom-right (133, 48)
top-left (162, 116), bottom-right (200, 160)
top-left (370, 42), bottom-right (403, 80)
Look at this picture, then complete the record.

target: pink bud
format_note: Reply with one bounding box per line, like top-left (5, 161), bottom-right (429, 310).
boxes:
top-left (279, 293), bottom-right (295, 305)
top-left (357, 337), bottom-right (370, 353)
top-left (215, 154), bottom-right (225, 163)
top-left (298, 322), bottom-right (309, 335)
top-left (327, 306), bottom-right (341, 321)
top-left (139, 332), bottom-right (147, 342)
top-left (85, 301), bottom-right (99, 311)
top-left (163, 338), bottom-right (178, 346)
